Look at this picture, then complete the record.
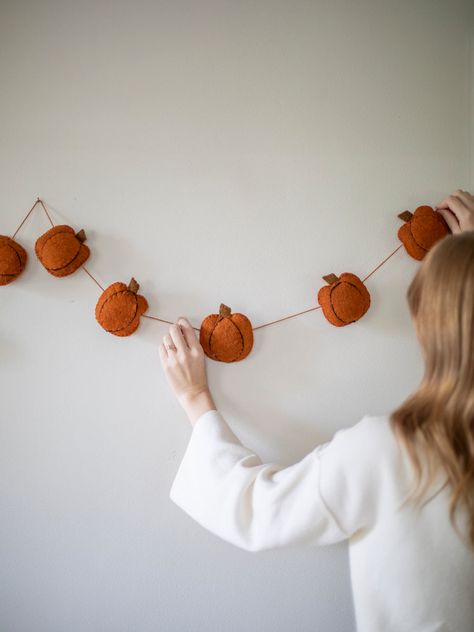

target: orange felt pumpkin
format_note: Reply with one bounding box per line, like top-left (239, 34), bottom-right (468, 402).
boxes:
top-left (0, 236), bottom-right (28, 286)
top-left (317, 272), bottom-right (371, 327)
top-left (200, 303), bottom-right (253, 362)
top-left (95, 277), bottom-right (148, 337)
top-left (397, 206), bottom-right (450, 261)
top-left (35, 225), bottom-right (90, 277)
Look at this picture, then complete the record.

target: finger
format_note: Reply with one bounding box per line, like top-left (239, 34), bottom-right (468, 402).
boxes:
top-left (434, 194), bottom-right (468, 216)
top-left (177, 316), bottom-right (200, 349)
top-left (454, 189), bottom-right (474, 204)
top-left (163, 333), bottom-right (177, 352)
top-left (159, 341), bottom-right (169, 362)
top-left (436, 208), bottom-right (461, 234)
top-left (168, 323), bottom-right (188, 353)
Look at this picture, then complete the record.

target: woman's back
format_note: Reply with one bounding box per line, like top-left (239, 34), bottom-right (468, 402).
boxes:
top-left (335, 414), bottom-right (474, 632)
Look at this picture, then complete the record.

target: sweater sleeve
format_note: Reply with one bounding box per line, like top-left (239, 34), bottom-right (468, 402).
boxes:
top-left (169, 408), bottom-right (377, 552)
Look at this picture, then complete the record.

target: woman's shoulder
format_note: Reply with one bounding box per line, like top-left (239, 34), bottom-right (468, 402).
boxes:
top-left (315, 413), bottom-right (410, 534)
top-left (327, 411), bottom-right (396, 444)
top-left (317, 412), bottom-right (405, 471)
top-left (352, 412), bottom-right (398, 444)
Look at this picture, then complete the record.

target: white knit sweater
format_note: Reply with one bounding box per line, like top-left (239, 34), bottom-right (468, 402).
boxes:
top-left (169, 409), bottom-right (474, 632)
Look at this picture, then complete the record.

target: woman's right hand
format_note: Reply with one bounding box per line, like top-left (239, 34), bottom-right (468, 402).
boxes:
top-left (434, 189), bottom-right (474, 233)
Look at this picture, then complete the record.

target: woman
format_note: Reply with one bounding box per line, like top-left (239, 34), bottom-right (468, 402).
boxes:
top-left (159, 189), bottom-right (474, 632)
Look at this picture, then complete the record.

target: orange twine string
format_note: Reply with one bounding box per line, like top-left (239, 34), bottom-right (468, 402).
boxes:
top-left (11, 198), bottom-right (41, 240)
top-left (10, 197), bottom-right (405, 333)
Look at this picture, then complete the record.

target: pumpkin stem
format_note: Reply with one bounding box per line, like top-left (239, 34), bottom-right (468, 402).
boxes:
top-left (75, 229), bottom-right (87, 242)
top-left (218, 303), bottom-right (232, 320)
top-left (323, 273), bottom-right (339, 285)
top-left (398, 210), bottom-right (413, 223)
top-left (128, 277), bottom-right (139, 293)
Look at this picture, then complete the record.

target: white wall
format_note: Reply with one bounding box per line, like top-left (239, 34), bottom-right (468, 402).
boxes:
top-left (0, 1), bottom-right (472, 631)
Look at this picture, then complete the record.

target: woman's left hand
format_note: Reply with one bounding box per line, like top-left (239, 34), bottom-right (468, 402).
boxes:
top-left (159, 317), bottom-right (216, 425)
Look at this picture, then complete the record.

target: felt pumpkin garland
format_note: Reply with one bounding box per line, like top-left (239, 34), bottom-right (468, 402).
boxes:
top-left (0, 236), bottom-right (28, 286)
top-left (397, 205), bottom-right (450, 261)
top-left (2, 196), bottom-right (454, 362)
top-left (95, 277), bottom-right (149, 337)
top-left (317, 272), bottom-right (371, 327)
top-left (200, 303), bottom-right (254, 362)
top-left (35, 225), bottom-right (90, 276)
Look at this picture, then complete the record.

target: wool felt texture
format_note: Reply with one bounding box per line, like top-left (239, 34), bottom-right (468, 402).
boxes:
top-left (200, 303), bottom-right (253, 363)
top-left (35, 225), bottom-right (90, 277)
top-left (95, 277), bottom-right (149, 337)
top-left (317, 272), bottom-right (371, 327)
top-left (0, 236), bottom-right (28, 286)
top-left (397, 205), bottom-right (450, 261)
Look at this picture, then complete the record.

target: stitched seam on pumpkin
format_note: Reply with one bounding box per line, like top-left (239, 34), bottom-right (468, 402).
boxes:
top-left (207, 319), bottom-right (222, 359)
top-left (410, 215), bottom-right (447, 251)
top-left (329, 280), bottom-right (364, 324)
top-left (98, 289), bottom-right (139, 332)
top-left (209, 316), bottom-right (245, 361)
top-left (39, 229), bottom-right (82, 271)
top-left (37, 227), bottom-right (72, 252)
top-left (207, 319), bottom-right (218, 357)
top-left (12, 246), bottom-right (22, 268)
top-left (46, 244), bottom-right (83, 271)
top-left (209, 318), bottom-right (245, 360)
top-left (0, 245), bottom-right (22, 276)
top-left (409, 225), bottom-right (429, 252)
top-left (327, 282), bottom-right (345, 324)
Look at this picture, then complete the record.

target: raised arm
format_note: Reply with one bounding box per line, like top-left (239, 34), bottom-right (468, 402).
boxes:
top-left (169, 408), bottom-right (377, 552)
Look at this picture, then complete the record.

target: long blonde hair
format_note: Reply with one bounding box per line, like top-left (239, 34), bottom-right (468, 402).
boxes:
top-left (390, 230), bottom-right (474, 549)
